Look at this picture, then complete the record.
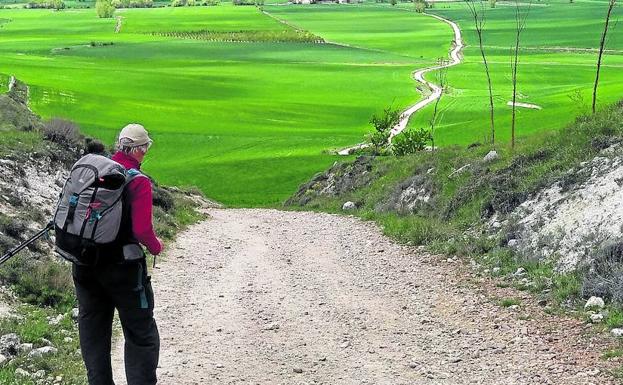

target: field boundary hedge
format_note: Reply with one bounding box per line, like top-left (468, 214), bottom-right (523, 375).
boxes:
top-left (149, 29), bottom-right (325, 43)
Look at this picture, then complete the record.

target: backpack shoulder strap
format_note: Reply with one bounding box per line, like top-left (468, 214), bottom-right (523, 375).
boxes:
top-left (126, 168), bottom-right (150, 184)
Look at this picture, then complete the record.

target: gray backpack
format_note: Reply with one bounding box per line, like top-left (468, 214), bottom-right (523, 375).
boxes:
top-left (54, 154), bottom-right (143, 265)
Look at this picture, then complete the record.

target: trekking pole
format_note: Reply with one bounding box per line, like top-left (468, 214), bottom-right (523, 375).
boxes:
top-left (0, 222), bottom-right (54, 266)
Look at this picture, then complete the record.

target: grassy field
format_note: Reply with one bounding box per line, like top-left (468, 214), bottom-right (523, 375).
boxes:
top-left (0, 5), bottom-right (450, 206)
top-left (397, 0), bottom-right (623, 146)
top-left (0, 2), bottom-right (621, 205)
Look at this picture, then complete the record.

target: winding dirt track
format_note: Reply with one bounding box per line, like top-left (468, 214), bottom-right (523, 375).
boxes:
top-left (113, 209), bottom-right (614, 385)
top-left (338, 13), bottom-right (464, 155)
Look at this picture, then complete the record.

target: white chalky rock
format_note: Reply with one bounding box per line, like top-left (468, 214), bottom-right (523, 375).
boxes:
top-left (33, 370), bottom-right (46, 379)
top-left (483, 150), bottom-right (499, 162)
top-left (49, 314), bottom-right (64, 326)
top-left (28, 346), bottom-right (58, 359)
top-left (611, 328), bottom-right (623, 337)
top-left (0, 333), bottom-right (20, 353)
top-left (584, 296), bottom-right (605, 310)
top-left (590, 313), bottom-right (604, 323)
top-left (342, 201), bottom-right (356, 211)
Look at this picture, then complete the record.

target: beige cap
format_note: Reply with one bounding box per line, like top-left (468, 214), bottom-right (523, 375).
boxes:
top-left (118, 123), bottom-right (152, 147)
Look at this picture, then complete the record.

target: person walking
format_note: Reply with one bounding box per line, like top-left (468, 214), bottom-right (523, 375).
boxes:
top-left (72, 123), bottom-right (163, 385)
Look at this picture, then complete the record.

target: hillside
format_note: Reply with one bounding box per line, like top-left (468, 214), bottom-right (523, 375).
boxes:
top-left (287, 100), bottom-right (623, 375)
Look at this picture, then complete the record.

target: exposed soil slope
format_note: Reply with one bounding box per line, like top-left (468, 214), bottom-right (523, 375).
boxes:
top-left (113, 209), bottom-right (614, 385)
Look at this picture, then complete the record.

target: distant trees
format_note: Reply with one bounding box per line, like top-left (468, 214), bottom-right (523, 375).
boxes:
top-left (111, 0), bottom-right (153, 7)
top-left (592, 0), bottom-right (617, 114)
top-left (172, 0), bottom-right (214, 6)
top-left (510, 0), bottom-right (531, 149)
top-left (464, 0), bottom-right (496, 147)
top-left (25, 0), bottom-right (65, 9)
top-left (96, 0), bottom-right (115, 17)
top-left (232, 0), bottom-right (263, 5)
top-left (413, 0), bottom-right (427, 12)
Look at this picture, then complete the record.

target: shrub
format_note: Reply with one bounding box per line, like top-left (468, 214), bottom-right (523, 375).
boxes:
top-left (85, 138), bottom-right (106, 155)
top-left (0, 216), bottom-right (28, 241)
top-left (0, 256), bottom-right (75, 310)
top-left (392, 128), bottom-right (431, 156)
top-left (96, 0), bottom-right (115, 17)
top-left (153, 185), bottom-right (175, 212)
top-left (366, 106), bottom-right (401, 154)
top-left (26, 0), bottom-right (65, 9)
top-left (232, 0), bottom-right (262, 5)
top-left (42, 118), bottom-right (81, 147)
top-left (582, 241), bottom-right (623, 304)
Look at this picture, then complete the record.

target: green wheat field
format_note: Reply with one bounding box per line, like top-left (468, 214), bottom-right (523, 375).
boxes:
top-left (0, 0), bottom-right (620, 205)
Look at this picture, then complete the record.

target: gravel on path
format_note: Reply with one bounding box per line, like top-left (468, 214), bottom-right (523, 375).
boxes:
top-left (113, 209), bottom-right (615, 384)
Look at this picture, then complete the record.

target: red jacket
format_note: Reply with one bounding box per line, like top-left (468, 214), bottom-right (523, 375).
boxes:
top-left (112, 151), bottom-right (163, 255)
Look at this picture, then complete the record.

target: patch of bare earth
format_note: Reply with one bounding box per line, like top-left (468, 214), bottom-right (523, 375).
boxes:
top-left (113, 209), bottom-right (617, 384)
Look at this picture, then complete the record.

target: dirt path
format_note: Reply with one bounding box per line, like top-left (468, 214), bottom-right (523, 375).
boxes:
top-left (115, 16), bottom-right (123, 34)
top-left (113, 209), bottom-right (614, 384)
top-left (338, 13), bottom-right (464, 155)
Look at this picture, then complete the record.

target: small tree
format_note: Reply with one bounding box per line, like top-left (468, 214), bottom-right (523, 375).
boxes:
top-left (489, 0), bottom-right (496, 8)
top-left (413, 0), bottom-right (426, 12)
top-left (464, 0), bottom-right (496, 147)
top-left (96, 0), bottom-right (115, 17)
top-left (52, 0), bottom-right (65, 9)
top-left (592, 0), bottom-right (617, 114)
top-left (510, 0), bottom-right (531, 149)
top-left (367, 106), bottom-right (402, 154)
top-left (430, 58), bottom-right (449, 152)
top-left (390, 0), bottom-right (397, 5)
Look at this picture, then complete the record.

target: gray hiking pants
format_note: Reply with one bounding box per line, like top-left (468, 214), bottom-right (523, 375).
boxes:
top-left (73, 260), bottom-right (159, 385)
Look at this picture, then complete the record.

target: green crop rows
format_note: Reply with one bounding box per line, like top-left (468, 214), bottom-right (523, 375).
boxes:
top-left (0, 1), bottom-right (620, 205)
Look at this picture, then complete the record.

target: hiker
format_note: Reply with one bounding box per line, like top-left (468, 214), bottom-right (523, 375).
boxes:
top-left (70, 124), bottom-right (163, 385)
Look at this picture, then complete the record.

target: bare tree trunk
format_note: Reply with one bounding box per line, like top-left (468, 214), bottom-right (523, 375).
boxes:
top-left (430, 58), bottom-right (449, 152)
top-left (592, 0), bottom-right (617, 114)
top-left (464, 0), bottom-right (496, 147)
top-left (510, 0), bottom-right (530, 149)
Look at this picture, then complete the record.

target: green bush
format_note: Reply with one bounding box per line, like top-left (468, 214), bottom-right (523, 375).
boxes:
top-left (0, 256), bottom-right (75, 311)
top-left (366, 106), bottom-right (401, 154)
top-left (392, 128), bottom-right (431, 156)
top-left (96, 0), bottom-right (115, 17)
